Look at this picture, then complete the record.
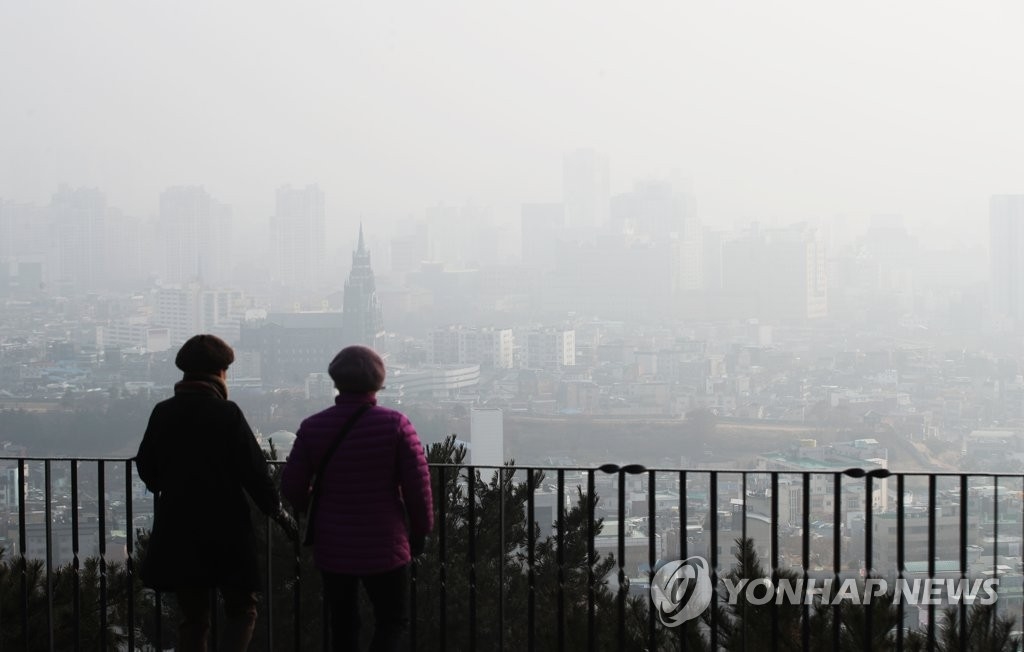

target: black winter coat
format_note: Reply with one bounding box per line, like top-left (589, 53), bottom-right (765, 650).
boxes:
top-left (136, 388), bottom-right (280, 591)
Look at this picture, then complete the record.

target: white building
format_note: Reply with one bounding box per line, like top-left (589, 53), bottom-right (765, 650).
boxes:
top-left (388, 364), bottom-right (480, 398)
top-left (154, 283), bottom-right (248, 345)
top-left (521, 329), bottom-right (575, 370)
top-left (470, 407), bottom-right (504, 468)
top-left (990, 195), bottom-right (1024, 327)
top-left (271, 185), bottom-right (327, 299)
top-left (428, 326), bottom-right (514, 369)
top-left (563, 148), bottom-right (610, 231)
top-left (158, 186), bottom-right (232, 286)
top-left (99, 318), bottom-right (170, 353)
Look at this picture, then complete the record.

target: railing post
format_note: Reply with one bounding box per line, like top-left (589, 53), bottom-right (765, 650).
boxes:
top-left (469, 467), bottom-right (478, 652)
top-left (18, 458), bottom-right (27, 648)
top-left (72, 461), bottom-right (81, 652)
top-left (125, 459), bottom-right (135, 652)
top-left (45, 460), bottom-right (54, 652)
top-left (801, 472), bottom-right (810, 652)
top-left (586, 469), bottom-right (596, 652)
top-left (647, 469), bottom-right (656, 650)
top-left (98, 460), bottom-right (108, 652)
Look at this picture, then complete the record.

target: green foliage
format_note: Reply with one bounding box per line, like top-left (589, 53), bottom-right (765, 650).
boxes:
top-left (412, 434), bottom-right (671, 650)
top-left (0, 547), bottom-right (137, 651)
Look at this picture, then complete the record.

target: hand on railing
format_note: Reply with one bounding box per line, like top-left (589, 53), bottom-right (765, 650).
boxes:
top-left (273, 507), bottom-right (299, 542)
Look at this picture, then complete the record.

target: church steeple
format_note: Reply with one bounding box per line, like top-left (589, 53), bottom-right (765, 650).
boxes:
top-left (342, 226), bottom-right (383, 347)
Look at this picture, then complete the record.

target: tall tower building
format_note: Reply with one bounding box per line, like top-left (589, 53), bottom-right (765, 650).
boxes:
top-left (990, 195), bottom-right (1024, 326)
top-left (721, 224), bottom-right (827, 321)
top-left (342, 225), bottom-right (384, 347)
top-left (270, 185), bottom-right (327, 297)
top-left (520, 202), bottom-right (565, 271)
top-left (49, 186), bottom-right (107, 292)
top-left (562, 148), bottom-right (610, 231)
top-left (158, 186), bottom-right (232, 286)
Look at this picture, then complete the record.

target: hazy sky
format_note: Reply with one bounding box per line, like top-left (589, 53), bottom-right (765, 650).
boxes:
top-left (3, 2), bottom-right (1023, 247)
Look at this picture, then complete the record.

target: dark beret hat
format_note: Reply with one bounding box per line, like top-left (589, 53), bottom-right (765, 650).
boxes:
top-left (328, 345), bottom-right (386, 392)
top-left (175, 334), bottom-right (235, 374)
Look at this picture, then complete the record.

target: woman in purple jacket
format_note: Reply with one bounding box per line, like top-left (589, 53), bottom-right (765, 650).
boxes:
top-left (281, 345), bottom-right (433, 652)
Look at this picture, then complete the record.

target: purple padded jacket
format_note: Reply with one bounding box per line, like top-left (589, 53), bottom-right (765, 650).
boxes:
top-left (281, 393), bottom-right (433, 575)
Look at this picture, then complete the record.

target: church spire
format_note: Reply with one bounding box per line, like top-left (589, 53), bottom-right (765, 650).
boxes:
top-left (343, 225), bottom-right (383, 347)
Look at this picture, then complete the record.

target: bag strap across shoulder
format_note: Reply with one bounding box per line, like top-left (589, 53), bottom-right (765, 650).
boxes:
top-left (312, 402), bottom-right (372, 483)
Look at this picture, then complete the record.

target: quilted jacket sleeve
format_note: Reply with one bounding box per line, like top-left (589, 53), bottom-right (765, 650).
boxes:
top-left (396, 414), bottom-right (434, 537)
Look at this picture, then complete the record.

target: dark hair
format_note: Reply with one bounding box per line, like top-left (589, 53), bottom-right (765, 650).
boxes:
top-left (328, 345), bottom-right (386, 393)
top-left (175, 334), bottom-right (235, 374)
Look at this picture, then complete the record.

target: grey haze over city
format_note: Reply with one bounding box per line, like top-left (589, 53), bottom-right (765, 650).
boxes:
top-left (4, 2), bottom-right (1024, 250)
top-left (11, 4), bottom-right (1024, 646)
top-left (3, 1), bottom-right (1024, 470)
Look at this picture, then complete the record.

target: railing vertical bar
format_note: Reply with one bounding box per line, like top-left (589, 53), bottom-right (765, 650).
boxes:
top-left (155, 591), bottom-right (163, 650)
top-left (992, 475), bottom-right (1000, 638)
top-left (959, 474), bottom-right (968, 652)
top-left (927, 474), bottom-right (936, 647)
top-left (154, 485), bottom-right (162, 646)
top-left (408, 552), bottom-right (417, 652)
top-left (71, 462), bottom-right (81, 652)
top-left (265, 512), bottom-right (273, 651)
top-left (125, 459), bottom-right (135, 652)
top-left (896, 474), bottom-right (904, 652)
top-left (322, 581), bottom-right (329, 651)
top-left (741, 471), bottom-right (748, 550)
top-left (44, 460), bottom-right (53, 652)
top-left (18, 459), bottom-right (27, 649)
top-left (438, 465), bottom-right (447, 651)
top-left (710, 471), bottom-right (719, 652)
top-left (557, 468), bottom-right (566, 652)
top-left (740, 472), bottom-right (747, 652)
top-left (587, 469), bottom-right (596, 652)
top-left (864, 473), bottom-right (873, 649)
top-left (211, 588), bottom-right (220, 652)
top-left (770, 471), bottom-right (779, 652)
top-left (617, 468), bottom-right (627, 651)
top-left (498, 466), bottom-right (506, 652)
top-left (526, 468), bottom-right (536, 651)
top-left (832, 472), bottom-right (840, 651)
top-left (98, 460), bottom-right (108, 652)
top-left (679, 470), bottom-right (688, 652)
top-left (293, 538), bottom-right (301, 652)
top-left (469, 468), bottom-right (478, 652)
top-left (647, 470), bottom-right (656, 650)
top-left (801, 472), bottom-right (810, 652)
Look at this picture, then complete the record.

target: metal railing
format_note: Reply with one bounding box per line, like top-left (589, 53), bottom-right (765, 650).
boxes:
top-left (0, 457), bottom-right (1022, 650)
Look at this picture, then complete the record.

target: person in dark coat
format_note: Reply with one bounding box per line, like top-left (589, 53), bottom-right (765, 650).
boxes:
top-left (281, 345), bottom-right (433, 652)
top-left (136, 334), bottom-right (297, 652)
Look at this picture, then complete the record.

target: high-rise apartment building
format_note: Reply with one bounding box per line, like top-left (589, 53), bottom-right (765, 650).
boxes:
top-left (0, 200), bottom-right (48, 296)
top-left (158, 186), bottom-right (232, 286)
top-left (522, 328), bottom-right (575, 370)
top-left (990, 195), bottom-right (1024, 326)
top-left (341, 226), bottom-right (384, 347)
top-left (562, 149), bottom-right (609, 231)
top-left (49, 186), bottom-right (107, 292)
top-left (721, 224), bottom-right (827, 321)
top-left (520, 203), bottom-right (565, 271)
top-left (270, 185), bottom-right (327, 296)
top-left (154, 283), bottom-right (247, 345)
top-left (427, 326), bottom-right (514, 368)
